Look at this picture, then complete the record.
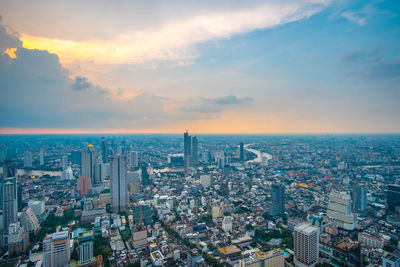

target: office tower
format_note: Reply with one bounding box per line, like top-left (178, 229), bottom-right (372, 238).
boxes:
top-left (129, 151), bottom-right (139, 168)
top-left (43, 231), bottom-right (70, 267)
top-left (216, 156), bottom-right (226, 169)
top-left (269, 184), bottom-right (285, 217)
top-left (79, 176), bottom-right (90, 196)
top-left (19, 207), bottom-right (39, 234)
top-left (62, 155), bottom-right (68, 170)
top-left (200, 175), bottom-right (211, 188)
top-left (94, 160), bottom-right (103, 185)
top-left (294, 223), bottom-right (319, 267)
top-left (133, 204), bottom-right (153, 225)
top-left (101, 137), bottom-right (109, 163)
top-left (23, 151), bottom-right (32, 168)
top-left (110, 154), bottom-right (128, 213)
top-left (387, 184), bottom-right (400, 214)
top-left (2, 159), bottom-right (16, 178)
top-left (239, 142), bottom-right (245, 161)
top-left (352, 184), bottom-right (367, 214)
top-left (71, 150), bottom-right (82, 165)
top-left (184, 131), bottom-right (192, 168)
top-left (78, 231), bottom-right (94, 264)
top-left (192, 136), bottom-right (198, 165)
top-left (2, 177), bottom-right (18, 231)
top-left (39, 147), bottom-right (45, 165)
top-left (222, 216), bottom-right (233, 232)
top-left (327, 191), bottom-right (357, 230)
top-left (81, 145), bottom-right (97, 187)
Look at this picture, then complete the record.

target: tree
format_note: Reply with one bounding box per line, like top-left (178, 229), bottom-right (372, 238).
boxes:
top-left (101, 247), bottom-right (112, 259)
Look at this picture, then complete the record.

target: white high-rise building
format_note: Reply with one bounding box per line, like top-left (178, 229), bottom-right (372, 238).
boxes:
top-left (200, 175), bottom-right (211, 188)
top-left (327, 191), bottom-right (357, 230)
top-left (110, 154), bottom-right (128, 213)
top-left (28, 200), bottom-right (45, 218)
top-left (19, 207), bottom-right (39, 234)
top-left (81, 145), bottom-right (98, 187)
top-left (222, 216), bottom-right (233, 232)
top-left (62, 155), bottom-right (68, 170)
top-left (24, 151), bottom-right (32, 168)
top-left (294, 223), bottom-right (319, 267)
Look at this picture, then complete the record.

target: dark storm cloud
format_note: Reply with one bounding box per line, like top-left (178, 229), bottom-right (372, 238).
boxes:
top-left (73, 76), bottom-right (93, 90)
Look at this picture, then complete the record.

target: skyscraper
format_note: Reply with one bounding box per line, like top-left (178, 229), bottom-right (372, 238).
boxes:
top-left (43, 231), bottom-right (70, 267)
top-left (78, 231), bottom-right (94, 264)
top-left (71, 150), bottom-right (82, 165)
top-left (39, 146), bottom-right (45, 165)
top-left (62, 154), bottom-right (68, 170)
top-left (192, 136), bottom-right (198, 165)
top-left (184, 131), bottom-right (192, 169)
top-left (327, 191), bottom-right (357, 230)
top-left (2, 177), bottom-right (18, 231)
top-left (129, 151), bottom-right (139, 168)
top-left (352, 184), bottom-right (367, 214)
top-left (387, 184), bottom-right (400, 214)
top-left (239, 142), bottom-right (245, 161)
top-left (23, 151), bottom-right (32, 168)
top-left (294, 223), bottom-right (319, 267)
top-left (269, 184), bottom-right (285, 217)
top-left (2, 159), bottom-right (16, 178)
top-left (81, 145), bottom-right (97, 187)
top-left (101, 137), bottom-right (109, 163)
top-left (110, 154), bottom-right (128, 213)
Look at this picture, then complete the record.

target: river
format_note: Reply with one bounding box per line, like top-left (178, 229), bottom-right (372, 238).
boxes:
top-left (244, 144), bottom-right (273, 163)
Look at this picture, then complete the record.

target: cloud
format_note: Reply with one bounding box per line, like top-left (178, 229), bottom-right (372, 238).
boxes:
top-left (0, 16), bottom-right (22, 52)
top-left (210, 95), bottom-right (253, 105)
top-left (72, 76), bottom-right (92, 90)
top-left (342, 47), bottom-right (380, 63)
top-left (14, 0), bottom-right (331, 65)
top-left (341, 11), bottom-right (367, 25)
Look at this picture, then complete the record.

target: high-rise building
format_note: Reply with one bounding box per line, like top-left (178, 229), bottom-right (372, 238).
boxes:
top-left (239, 142), bottom-right (245, 161)
top-left (110, 154), bottom-right (128, 213)
top-left (239, 249), bottom-right (284, 267)
top-left (269, 184), bottom-right (285, 217)
top-left (133, 204), bottom-right (153, 225)
top-left (192, 136), bottom-right (198, 165)
top-left (23, 151), bottom-right (32, 168)
top-left (212, 206), bottom-right (223, 219)
top-left (43, 231), bottom-right (70, 267)
top-left (2, 177), bottom-right (18, 231)
top-left (294, 223), bottom-right (319, 267)
top-left (28, 200), bottom-right (45, 219)
top-left (71, 150), bottom-right (82, 165)
top-left (184, 131), bottom-right (192, 169)
top-left (39, 147), bottom-right (45, 166)
top-left (352, 184), bottom-right (367, 214)
top-left (387, 184), bottom-right (400, 214)
top-left (2, 159), bottom-right (16, 179)
top-left (78, 231), bottom-right (94, 264)
top-left (19, 207), bottom-right (39, 234)
top-left (222, 216), bottom-right (233, 232)
top-left (79, 176), bottom-right (90, 196)
top-left (101, 137), bottom-right (109, 163)
top-left (129, 151), bottom-right (139, 168)
top-left (62, 155), bottom-right (68, 170)
top-left (81, 145), bottom-right (97, 187)
top-left (327, 191), bottom-right (357, 230)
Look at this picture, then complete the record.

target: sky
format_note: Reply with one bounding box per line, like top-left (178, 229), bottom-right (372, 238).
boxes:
top-left (0, 0), bottom-right (399, 134)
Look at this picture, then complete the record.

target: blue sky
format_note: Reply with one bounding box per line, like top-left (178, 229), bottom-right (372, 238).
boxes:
top-left (0, 0), bottom-right (399, 133)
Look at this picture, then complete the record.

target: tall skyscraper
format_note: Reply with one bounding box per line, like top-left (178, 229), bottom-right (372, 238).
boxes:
top-left (23, 151), bottom-right (32, 168)
top-left (327, 191), bottom-right (357, 230)
top-left (192, 136), bottom-right (198, 165)
top-left (78, 231), bottom-right (94, 264)
top-left (294, 223), bottom-right (319, 267)
top-left (43, 231), bottom-right (70, 267)
top-left (81, 145), bottom-right (97, 187)
top-left (2, 159), bottom-right (16, 178)
top-left (39, 146), bottom-right (45, 166)
top-left (62, 155), bottom-right (68, 170)
top-left (129, 151), bottom-right (139, 168)
top-left (101, 137), bottom-right (109, 163)
top-left (387, 184), bottom-right (400, 214)
top-left (352, 184), bottom-right (367, 214)
top-left (239, 142), bottom-right (245, 161)
top-left (2, 177), bottom-right (18, 231)
top-left (110, 154), bottom-right (128, 213)
top-left (269, 184), bottom-right (285, 217)
top-left (184, 131), bottom-right (192, 169)
top-left (79, 176), bottom-right (90, 196)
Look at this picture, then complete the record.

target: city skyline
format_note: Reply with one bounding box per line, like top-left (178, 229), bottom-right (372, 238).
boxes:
top-left (1, 0), bottom-right (400, 134)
